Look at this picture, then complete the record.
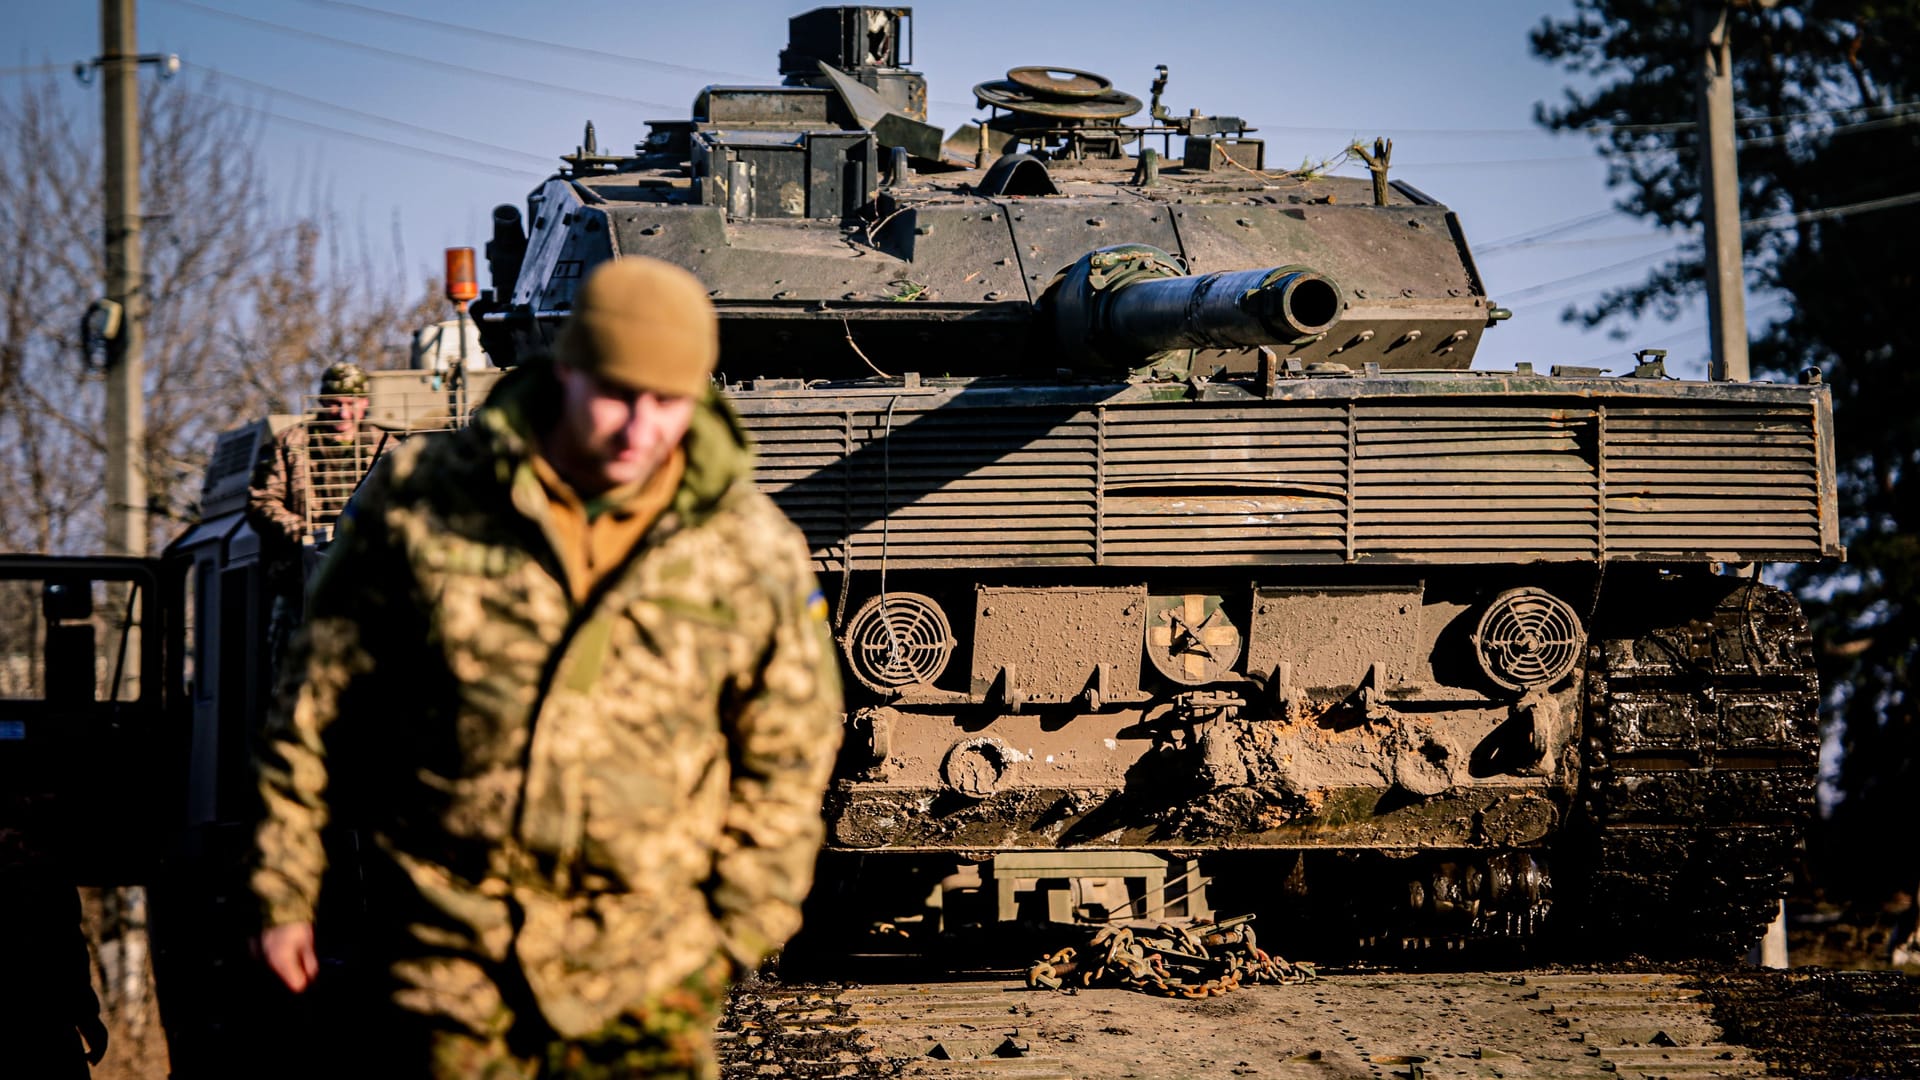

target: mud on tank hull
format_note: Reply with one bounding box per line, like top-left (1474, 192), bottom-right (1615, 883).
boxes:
top-left (731, 370), bottom-right (1834, 958)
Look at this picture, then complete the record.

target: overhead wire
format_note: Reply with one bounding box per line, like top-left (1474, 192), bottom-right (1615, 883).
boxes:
top-left (1498, 248), bottom-right (1693, 304)
top-left (155, 0), bottom-right (682, 113)
top-left (1742, 189), bottom-right (1920, 229)
top-left (1485, 232), bottom-right (1684, 255)
top-left (1479, 208), bottom-right (1621, 250)
top-left (1491, 187), bottom-right (1920, 262)
top-left (1568, 296), bottom-right (1794, 369)
top-left (194, 93), bottom-right (538, 179)
top-left (1261, 98), bottom-right (1920, 139)
top-left (1313, 103), bottom-right (1920, 177)
top-left (299, 0), bottom-right (979, 113)
top-left (188, 63), bottom-right (554, 169)
top-left (293, 0), bottom-right (762, 83)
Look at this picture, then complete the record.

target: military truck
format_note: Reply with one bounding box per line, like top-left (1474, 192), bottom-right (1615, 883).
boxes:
top-left (0, 3), bottom-right (1838, 1064)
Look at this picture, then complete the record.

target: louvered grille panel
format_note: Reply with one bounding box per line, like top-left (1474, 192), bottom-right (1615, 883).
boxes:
top-left (740, 411), bottom-right (853, 557)
top-left (843, 409), bottom-right (1097, 565)
top-left (737, 390), bottom-right (1830, 569)
top-left (1354, 405), bottom-right (1600, 559)
top-left (1101, 404), bottom-right (1349, 563)
top-left (1604, 405), bottom-right (1822, 555)
top-left (741, 407), bottom-right (1100, 569)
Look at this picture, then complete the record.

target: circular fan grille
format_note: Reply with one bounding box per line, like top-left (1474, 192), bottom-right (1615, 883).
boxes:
top-left (843, 592), bottom-right (954, 692)
top-left (1473, 588), bottom-right (1584, 691)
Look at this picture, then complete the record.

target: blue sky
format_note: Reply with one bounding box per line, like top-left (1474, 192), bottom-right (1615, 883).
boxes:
top-left (5, 0), bottom-right (1731, 377)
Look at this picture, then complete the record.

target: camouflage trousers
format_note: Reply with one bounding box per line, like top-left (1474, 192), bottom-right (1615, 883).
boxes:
top-left (380, 953), bottom-right (731, 1080)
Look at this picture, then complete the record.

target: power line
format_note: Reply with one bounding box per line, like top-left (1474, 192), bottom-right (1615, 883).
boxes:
top-left (1479, 208), bottom-right (1621, 251)
top-left (0, 64), bottom-right (67, 76)
top-left (1291, 100), bottom-right (1920, 160)
top-left (192, 92), bottom-right (538, 179)
top-left (1491, 188), bottom-right (1920, 312)
top-left (1744, 189), bottom-right (1920, 229)
top-left (1484, 232), bottom-right (1683, 255)
top-left (1568, 296), bottom-right (1793, 369)
top-left (1264, 99), bottom-right (1920, 139)
top-left (187, 62), bottom-right (554, 168)
top-left (295, 0), bottom-right (762, 83)
top-left (1339, 147), bottom-right (1679, 171)
top-left (1486, 187), bottom-right (1920, 261)
top-left (1727, 108), bottom-right (1920, 148)
top-left (1499, 247), bottom-right (1692, 304)
top-left (156, 0), bottom-right (681, 113)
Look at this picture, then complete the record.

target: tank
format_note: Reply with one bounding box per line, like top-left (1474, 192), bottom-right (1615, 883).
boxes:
top-left (464, 5), bottom-right (1842, 961)
top-left (0, 17), bottom-right (1838, 1058)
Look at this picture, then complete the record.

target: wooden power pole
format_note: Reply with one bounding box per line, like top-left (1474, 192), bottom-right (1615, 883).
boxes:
top-left (101, 0), bottom-right (147, 557)
top-left (1695, 2), bottom-right (1751, 382)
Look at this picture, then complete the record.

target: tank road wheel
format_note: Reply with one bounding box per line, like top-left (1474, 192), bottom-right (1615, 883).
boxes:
top-left (1572, 575), bottom-right (1820, 960)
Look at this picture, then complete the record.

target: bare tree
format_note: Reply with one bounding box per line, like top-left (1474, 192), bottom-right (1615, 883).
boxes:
top-left (0, 73), bottom-right (442, 558)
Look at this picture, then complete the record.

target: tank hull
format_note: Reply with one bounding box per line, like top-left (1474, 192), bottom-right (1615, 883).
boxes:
top-left (731, 368), bottom-right (1831, 957)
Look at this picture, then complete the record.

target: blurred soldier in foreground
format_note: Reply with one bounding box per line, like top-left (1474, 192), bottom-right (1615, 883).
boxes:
top-left (250, 257), bottom-right (844, 1078)
top-left (247, 361), bottom-right (380, 676)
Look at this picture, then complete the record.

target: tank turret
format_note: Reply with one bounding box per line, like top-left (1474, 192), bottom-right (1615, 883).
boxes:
top-left (476, 5), bottom-right (1497, 382)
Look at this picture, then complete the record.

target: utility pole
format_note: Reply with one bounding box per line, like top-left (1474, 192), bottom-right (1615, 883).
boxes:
top-left (1695, 2), bottom-right (1751, 382)
top-left (82, 1), bottom-right (175, 555)
top-left (101, 0), bottom-right (147, 557)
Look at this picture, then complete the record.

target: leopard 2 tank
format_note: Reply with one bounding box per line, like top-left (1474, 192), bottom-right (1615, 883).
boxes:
top-left (465, 5), bottom-right (1840, 960)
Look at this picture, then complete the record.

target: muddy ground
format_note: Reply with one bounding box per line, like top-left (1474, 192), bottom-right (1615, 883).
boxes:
top-left (721, 898), bottom-right (1920, 1080)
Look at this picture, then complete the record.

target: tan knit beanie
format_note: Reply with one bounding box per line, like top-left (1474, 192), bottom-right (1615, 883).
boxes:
top-left (553, 257), bottom-right (718, 397)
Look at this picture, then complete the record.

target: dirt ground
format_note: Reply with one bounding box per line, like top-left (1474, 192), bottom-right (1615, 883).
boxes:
top-left (71, 888), bottom-right (1920, 1079)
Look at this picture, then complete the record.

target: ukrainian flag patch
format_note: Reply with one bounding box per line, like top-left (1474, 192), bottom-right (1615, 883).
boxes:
top-left (807, 589), bottom-right (828, 622)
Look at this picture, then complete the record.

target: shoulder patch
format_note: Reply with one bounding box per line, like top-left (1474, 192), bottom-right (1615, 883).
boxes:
top-left (807, 589), bottom-right (828, 622)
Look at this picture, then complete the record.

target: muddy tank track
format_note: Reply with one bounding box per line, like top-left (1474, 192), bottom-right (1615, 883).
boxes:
top-left (1574, 574), bottom-right (1820, 959)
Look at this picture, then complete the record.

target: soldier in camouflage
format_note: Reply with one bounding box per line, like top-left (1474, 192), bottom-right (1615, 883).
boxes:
top-left (247, 362), bottom-right (382, 677)
top-left (251, 258), bottom-right (844, 1078)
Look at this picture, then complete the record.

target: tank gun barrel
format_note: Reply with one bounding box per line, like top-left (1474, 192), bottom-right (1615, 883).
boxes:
top-left (1107, 265), bottom-right (1343, 353)
top-left (1049, 245), bottom-right (1343, 367)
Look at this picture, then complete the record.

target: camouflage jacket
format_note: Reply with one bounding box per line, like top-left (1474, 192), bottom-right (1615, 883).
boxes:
top-left (251, 362), bottom-right (843, 1038)
top-left (246, 422), bottom-right (385, 593)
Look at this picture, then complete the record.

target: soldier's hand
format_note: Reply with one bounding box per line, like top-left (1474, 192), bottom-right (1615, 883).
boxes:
top-left (77, 1013), bottom-right (109, 1065)
top-left (259, 921), bottom-right (319, 993)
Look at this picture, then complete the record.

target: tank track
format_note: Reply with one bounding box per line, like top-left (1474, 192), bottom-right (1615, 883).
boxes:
top-left (1575, 574), bottom-right (1820, 959)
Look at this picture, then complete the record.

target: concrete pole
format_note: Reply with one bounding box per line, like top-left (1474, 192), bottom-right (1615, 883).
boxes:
top-left (1695, 3), bottom-right (1751, 383)
top-left (102, 0), bottom-right (147, 557)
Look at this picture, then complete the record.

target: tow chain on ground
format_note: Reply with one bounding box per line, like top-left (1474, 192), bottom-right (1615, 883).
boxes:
top-left (1025, 914), bottom-right (1316, 998)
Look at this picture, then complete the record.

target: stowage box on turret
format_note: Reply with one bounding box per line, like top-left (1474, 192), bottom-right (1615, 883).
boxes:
top-left (469, 6), bottom-right (1840, 960)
